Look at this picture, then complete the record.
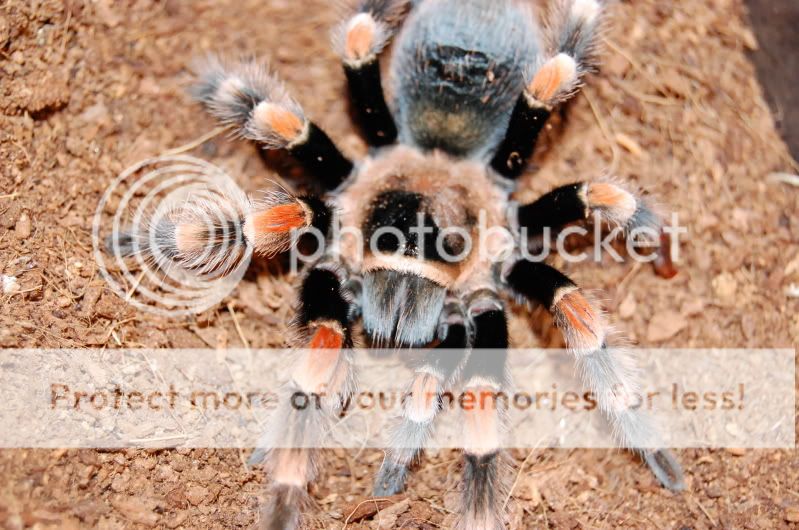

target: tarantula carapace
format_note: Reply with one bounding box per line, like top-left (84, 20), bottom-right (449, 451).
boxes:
top-left (127, 0), bottom-right (685, 528)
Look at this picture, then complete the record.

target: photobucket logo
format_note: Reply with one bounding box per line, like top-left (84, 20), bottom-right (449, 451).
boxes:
top-left (288, 209), bottom-right (686, 271)
top-left (93, 155), bottom-right (686, 316)
top-left (92, 155), bottom-right (252, 316)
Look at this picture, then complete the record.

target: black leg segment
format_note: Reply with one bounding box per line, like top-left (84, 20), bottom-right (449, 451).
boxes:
top-left (344, 60), bottom-right (398, 146)
top-left (490, 96), bottom-right (551, 178)
top-left (515, 183), bottom-right (585, 236)
top-left (298, 267), bottom-right (351, 330)
top-left (289, 124), bottom-right (354, 191)
top-left (504, 259), bottom-right (577, 308)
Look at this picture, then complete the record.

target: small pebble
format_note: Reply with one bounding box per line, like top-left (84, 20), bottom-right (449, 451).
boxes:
top-left (15, 213), bottom-right (31, 239)
top-left (1, 275), bottom-right (19, 294)
top-left (712, 272), bottom-right (738, 305)
top-left (725, 447), bottom-right (746, 456)
top-left (786, 506), bottom-right (799, 523)
top-left (705, 484), bottom-right (723, 499)
top-left (5, 514), bottom-right (23, 530)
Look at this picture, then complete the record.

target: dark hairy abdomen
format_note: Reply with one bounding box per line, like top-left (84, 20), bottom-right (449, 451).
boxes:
top-left (403, 45), bottom-right (515, 157)
top-left (391, 0), bottom-right (540, 159)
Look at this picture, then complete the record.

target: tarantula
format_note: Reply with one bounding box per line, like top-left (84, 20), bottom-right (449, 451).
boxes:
top-left (122, 0), bottom-right (685, 528)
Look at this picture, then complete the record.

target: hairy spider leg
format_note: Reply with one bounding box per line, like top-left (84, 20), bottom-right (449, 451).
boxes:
top-left (252, 266), bottom-right (357, 530)
top-left (491, 0), bottom-right (604, 177)
top-left (335, 1), bottom-right (412, 145)
top-left (512, 180), bottom-right (674, 276)
top-left (504, 259), bottom-right (685, 491)
top-left (514, 180), bottom-right (659, 237)
top-left (456, 297), bottom-right (511, 530)
top-left (193, 57), bottom-right (353, 190)
top-left (373, 297), bottom-right (469, 496)
top-left (109, 189), bottom-right (331, 278)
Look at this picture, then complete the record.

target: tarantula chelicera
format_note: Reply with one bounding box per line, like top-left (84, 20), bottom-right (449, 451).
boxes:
top-left (121, 0), bottom-right (685, 528)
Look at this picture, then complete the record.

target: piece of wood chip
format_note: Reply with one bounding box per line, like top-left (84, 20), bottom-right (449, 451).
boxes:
top-left (768, 172), bottom-right (799, 187)
top-left (618, 293), bottom-right (637, 320)
top-left (371, 498), bottom-right (410, 530)
top-left (615, 132), bottom-right (647, 159)
top-left (110, 496), bottom-right (159, 527)
top-left (785, 254), bottom-right (799, 276)
top-left (646, 310), bottom-right (687, 342)
top-left (343, 495), bottom-right (405, 524)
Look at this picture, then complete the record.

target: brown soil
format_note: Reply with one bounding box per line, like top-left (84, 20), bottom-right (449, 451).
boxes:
top-left (1, 0), bottom-right (798, 529)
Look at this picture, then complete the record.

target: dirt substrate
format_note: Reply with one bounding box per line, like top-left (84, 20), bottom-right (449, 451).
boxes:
top-left (1, 0), bottom-right (798, 528)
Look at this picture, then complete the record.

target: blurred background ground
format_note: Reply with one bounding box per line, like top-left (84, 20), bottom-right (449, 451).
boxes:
top-left (0, 0), bottom-right (798, 528)
top-left (745, 0), bottom-right (799, 161)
